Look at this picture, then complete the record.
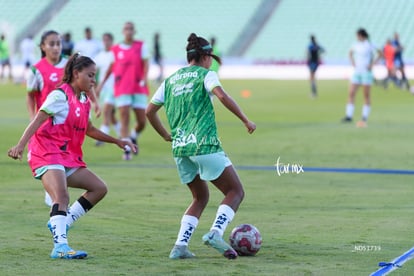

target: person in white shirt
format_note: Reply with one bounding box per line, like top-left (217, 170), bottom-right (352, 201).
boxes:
top-left (74, 27), bottom-right (102, 60)
top-left (94, 32), bottom-right (120, 145)
top-left (342, 28), bottom-right (382, 127)
top-left (20, 35), bottom-right (36, 82)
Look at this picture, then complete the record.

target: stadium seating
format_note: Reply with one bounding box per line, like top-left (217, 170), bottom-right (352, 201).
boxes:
top-left (41, 0), bottom-right (261, 63)
top-left (0, 0), bottom-right (50, 46)
top-left (246, 0), bottom-right (414, 63)
top-left (2, 0), bottom-right (414, 63)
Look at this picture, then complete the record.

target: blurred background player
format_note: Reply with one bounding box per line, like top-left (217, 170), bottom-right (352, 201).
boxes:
top-left (146, 33), bottom-right (256, 260)
top-left (153, 32), bottom-right (163, 82)
top-left (97, 21), bottom-right (149, 160)
top-left (74, 27), bottom-right (102, 60)
top-left (0, 33), bottom-right (13, 82)
top-left (342, 28), bottom-right (382, 128)
top-left (27, 31), bottom-right (67, 121)
top-left (94, 32), bottom-right (120, 146)
top-left (8, 53), bottom-right (136, 259)
top-left (392, 32), bottom-right (410, 90)
top-left (209, 37), bottom-right (221, 74)
top-left (382, 39), bottom-right (398, 88)
top-left (19, 35), bottom-right (36, 83)
top-left (62, 32), bottom-right (74, 57)
top-left (307, 35), bottom-right (325, 98)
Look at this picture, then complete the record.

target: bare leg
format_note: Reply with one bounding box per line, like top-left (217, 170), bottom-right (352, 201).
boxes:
top-left (67, 168), bottom-right (107, 205)
top-left (211, 166), bottom-right (245, 211)
top-left (184, 174), bottom-right (210, 218)
top-left (118, 105), bottom-right (130, 139)
top-left (132, 107), bottom-right (146, 135)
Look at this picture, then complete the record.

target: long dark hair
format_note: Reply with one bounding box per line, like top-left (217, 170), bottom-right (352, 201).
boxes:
top-left (186, 33), bottom-right (221, 65)
top-left (61, 53), bottom-right (95, 84)
top-left (40, 30), bottom-right (60, 58)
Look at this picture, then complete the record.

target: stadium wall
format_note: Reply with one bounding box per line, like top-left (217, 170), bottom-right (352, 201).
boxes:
top-left (154, 64), bottom-right (411, 80)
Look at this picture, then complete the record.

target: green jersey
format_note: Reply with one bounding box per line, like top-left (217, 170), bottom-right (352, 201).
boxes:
top-left (0, 39), bottom-right (10, 60)
top-left (151, 65), bottom-right (223, 157)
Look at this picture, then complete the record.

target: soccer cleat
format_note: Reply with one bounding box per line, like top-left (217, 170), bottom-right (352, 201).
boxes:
top-left (44, 192), bottom-right (52, 207)
top-left (130, 137), bottom-right (138, 155)
top-left (169, 245), bottom-right (196, 259)
top-left (123, 150), bottom-right (132, 161)
top-left (202, 230), bottom-right (238, 259)
top-left (95, 140), bottom-right (104, 147)
top-left (50, 244), bottom-right (87, 259)
top-left (341, 116), bottom-right (352, 123)
top-left (356, 120), bottom-right (367, 128)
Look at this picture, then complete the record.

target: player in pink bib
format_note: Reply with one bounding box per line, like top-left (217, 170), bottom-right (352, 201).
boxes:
top-left (27, 31), bottom-right (101, 206)
top-left (8, 53), bottom-right (136, 259)
top-left (98, 21), bottom-right (149, 160)
top-left (27, 31), bottom-right (67, 121)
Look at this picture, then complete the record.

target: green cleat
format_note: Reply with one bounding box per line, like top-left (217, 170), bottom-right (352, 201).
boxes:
top-left (202, 230), bottom-right (237, 259)
top-left (169, 245), bottom-right (196, 259)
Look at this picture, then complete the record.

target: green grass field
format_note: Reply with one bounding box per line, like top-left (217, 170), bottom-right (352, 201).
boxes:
top-left (1, 79), bottom-right (414, 276)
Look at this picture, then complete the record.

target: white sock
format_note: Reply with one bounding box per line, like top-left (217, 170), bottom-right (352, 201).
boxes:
top-left (114, 122), bottom-right (121, 137)
top-left (50, 215), bottom-right (67, 245)
top-left (210, 204), bottom-right (235, 237)
top-left (130, 129), bottom-right (140, 140)
top-left (362, 105), bottom-right (371, 121)
top-left (44, 191), bottom-right (52, 206)
top-left (346, 103), bottom-right (354, 118)
top-left (100, 124), bottom-right (110, 135)
top-left (66, 200), bottom-right (86, 227)
top-left (175, 215), bottom-right (199, 246)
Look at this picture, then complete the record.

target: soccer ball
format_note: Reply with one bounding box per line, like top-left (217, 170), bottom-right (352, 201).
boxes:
top-left (229, 224), bottom-right (262, 256)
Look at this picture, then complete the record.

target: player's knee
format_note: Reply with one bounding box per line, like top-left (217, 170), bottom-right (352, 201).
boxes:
top-left (195, 192), bottom-right (209, 208)
top-left (236, 186), bottom-right (245, 203)
top-left (94, 181), bottom-right (108, 199)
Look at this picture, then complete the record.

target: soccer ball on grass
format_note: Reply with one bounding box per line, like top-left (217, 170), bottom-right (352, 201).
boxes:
top-left (229, 224), bottom-right (262, 256)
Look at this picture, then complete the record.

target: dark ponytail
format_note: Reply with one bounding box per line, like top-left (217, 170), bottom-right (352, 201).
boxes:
top-left (40, 30), bottom-right (59, 58)
top-left (61, 53), bottom-right (95, 84)
top-left (186, 33), bottom-right (221, 65)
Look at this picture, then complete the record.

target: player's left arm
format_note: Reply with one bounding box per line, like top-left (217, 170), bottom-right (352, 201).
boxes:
top-left (86, 87), bottom-right (101, 118)
top-left (86, 121), bottom-right (137, 152)
top-left (212, 86), bottom-right (256, 134)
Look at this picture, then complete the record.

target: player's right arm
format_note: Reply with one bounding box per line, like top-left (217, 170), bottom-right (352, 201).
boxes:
top-left (96, 62), bottom-right (113, 95)
top-left (8, 110), bottom-right (49, 160)
top-left (9, 89), bottom-right (66, 160)
top-left (26, 66), bottom-right (40, 121)
top-left (146, 81), bottom-right (172, 142)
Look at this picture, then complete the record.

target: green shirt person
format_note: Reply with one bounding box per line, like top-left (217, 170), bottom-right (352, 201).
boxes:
top-left (146, 33), bottom-right (255, 260)
top-left (0, 34), bottom-right (12, 80)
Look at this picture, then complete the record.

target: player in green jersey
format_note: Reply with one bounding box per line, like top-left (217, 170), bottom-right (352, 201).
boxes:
top-left (146, 33), bottom-right (256, 260)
